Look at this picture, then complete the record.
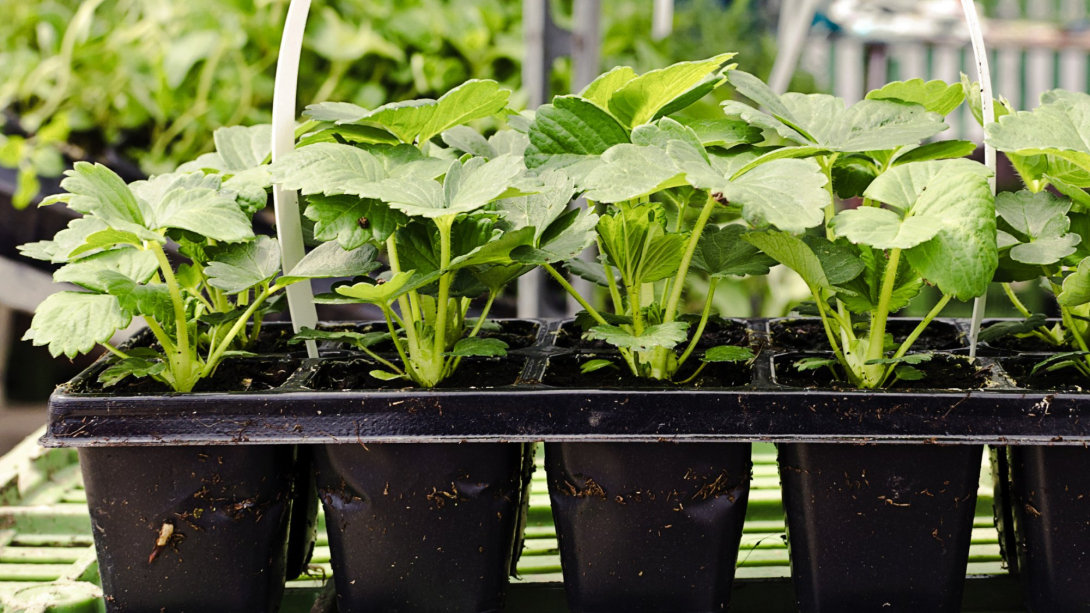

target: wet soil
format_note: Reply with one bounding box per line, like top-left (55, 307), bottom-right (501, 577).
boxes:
top-left (543, 354), bottom-right (752, 388)
top-left (770, 319), bottom-right (965, 351)
top-left (83, 359), bottom-right (299, 395)
top-left (554, 319), bottom-right (749, 351)
top-left (308, 357), bottom-right (527, 391)
top-left (773, 353), bottom-right (990, 391)
top-left (999, 356), bottom-right (1090, 392)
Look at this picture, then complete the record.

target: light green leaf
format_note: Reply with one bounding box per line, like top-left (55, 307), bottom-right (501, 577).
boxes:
top-left (830, 206), bottom-right (943, 250)
top-left (608, 54), bottom-right (735, 128)
top-left (866, 79), bottom-right (966, 116)
top-left (280, 242), bottom-right (381, 285)
top-left (304, 101), bottom-right (371, 124)
top-left (720, 158), bottom-right (829, 233)
top-left (638, 234), bottom-right (687, 283)
top-left (986, 100), bottom-right (1090, 174)
top-left (369, 370), bottom-right (406, 382)
top-left (795, 357), bottom-right (838, 372)
top-left (579, 66), bottom-right (637, 108)
top-left (581, 144), bottom-right (686, 202)
top-left (364, 79), bottom-right (511, 144)
top-left (269, 143), bottom-right (446, 198)
top-left (862, 158), bottom-right (992, 211)
top-left (153, 187), bottom-right (254, 243)
top-left (447, 337), bottom-right (508, 357)
top-left (204, 236), bottom-right (282, 294)
top-left (448, 226), bottom-right (535, 270)
top-left (54, 248), bottom-right (159, 292)
top-left (441, 125), bottom-right (496, 158)
top-left (212, 124), bottom-right (272, 171)
top-left (26, 292), bottom-right (131, 358)
top-left (68, 227), bottom-right (161, 259)
top-left (892, 140), bottom-right (978, 165)
top-left (512, 208), bottom-right (600, 264)
top-left (525, 96), bottom-right (631, 181)
top-left (335, 270), bottom-right (438, 306)
top-left (691, 224), bottom-right (777, 277)
top-left (494, 169), bottom-right (577, 243)
top-left (290, 328), bottom-right (390, 350)
top-left (580, 358), bottom-right (618, 374)
top-left (98, 271), bottom-right (175, 325)
top-left (996, 190), bottom-right (1079, 265)
top-left (56, 162), bottom-right (148, 226)
top-left (702, 345), bottom-right (755, 362)
top-left (1058, 259), bottom-right (1090, 307)
top-left (373, 155), bottom-right (523, 218)
top-left (584, 322), bottom-right (690, 352)
top-left (674, 117), bottom-right (763, 149)
top-left (743, 230), bottom-right (831, 293)
top-left (864, 353), bottom-right (932, 366)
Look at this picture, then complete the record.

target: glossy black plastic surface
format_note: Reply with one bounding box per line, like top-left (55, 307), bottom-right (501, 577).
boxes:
top-left (545, 442), bottom-right (751, 613)
top-left (779, 443), bottom-right (983, 612)
top-left (42, 318), bottom-right (1090, 447)
top-left (80, 445), bottom-right (295, 613)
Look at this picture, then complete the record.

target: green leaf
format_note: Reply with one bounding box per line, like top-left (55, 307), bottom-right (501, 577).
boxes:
top-left (25, 292), bottom-right (130, 358)
top-left (98, 271), bottom-right (175, 325)
top-left (448, 226), bottom-right (535, 271)
top-left (986, 99), bottom-right (1090, 174)
top-left (153, 186), bottom-right (254, 243)
top-left (1031, 351), bottom-right (1090, 375)
top-left (55, 162), bottom-right (148, 226)
top-left (304, 101), bottom-right (370, 124)
top-left (305, 195), bottom-right (407, 250)
top-left (864, 353), bottom-right (932, 366)
top-left (979, 314), bottom-right (1048, 343)
top-left (830, 206), bottom-right (943, 250)
top-left (204, 236), bottom-right (282, 294)
top-left (1058, 259), bottom-right (1090, 307)
top-left (19, 217), bottom-right (111, 263)
top-left (53, 248), bottom-right (159, 292)
top-left (512, 207), bottom-right (599, 265)
top-left (579, 66), bottom-right (637, 108)
top-left (674, 117), bottom-right (763, 149)
top-left (584, 322), bottom-right (690, 352)
top-left (580, 358), bottom-right (618, 374)
top-left (794, 357), bottom-right (838, 372)
top-left (281, 242), bottom-right (381, 285)
top-left (447, 337), bottom-right (508, 357)
top-left (335, 270), bottom-right (439, 306)
top-left (494, 169), bottom-right (577, 243)
top-left (211, 124), bottom-right (272, 171)
top-left (581, 144), bottom-right (686, 203)
top-left (525, 96), bottom-right (631, 181)
top-left (363, 79), bottom-right (511, 145)
top-left (720, 158), bottom-right (829, 233)
top-left (372, 155), bottom-right (523, 218)
top-left (864, 160), bottom-right (997, 300)
top-left (894, 365), bottom-right (926, 381)
top-left (608, 54), bottom-right (735, 128)
top-left (68, 227), bottom-right (160, 259)
top-left (865, 79), bottom-right (966, 116)
top-left (270, 143), bottom-right (448, 198)
top-left (98, 357), bottom-right (166, 387)
top-left (691, 224), bottom-right (776, 277)
top-left (441, 125), bottom-right (496, 158)
top-left (995, 190), bottom-right (1079, 266)
top-left (369, 370), bottom-right (406, 382)
top-left (289, 327), bottom-right (391, 350)
top-left (296, 124), bottom-right (400, 149)
top-left (892, 140), bottom-right (978, 165)
top-left (725, 71), bottom-right (947, 152)
top-left (564, 257), bottom-right (610, 287)
top-left (744, 231), bottom-right (831, 293)
top-left (803, 236), bottom-right (865, 284)
top-left (702, 345), bottom-right (755, 362)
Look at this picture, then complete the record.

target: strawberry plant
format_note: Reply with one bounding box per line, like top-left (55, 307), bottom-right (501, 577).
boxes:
top-left (270, 80), bottom-right (574, 388)
top-left (718, 74), bottom-right (997, 388)
top-left (979, 88), bottom-right (1090, 376)
top-left (19, 126), bottom-right (374, 392)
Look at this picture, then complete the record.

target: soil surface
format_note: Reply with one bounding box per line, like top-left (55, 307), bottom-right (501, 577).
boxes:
top-left (309, 357), bottom-right (527, 391)
top-left (544, 354), bottom-right (752, 388)
top-left (554, 319), bottom-right (749, 351)
top-left (770, 319), bottom-right (965, 351)
top-left (983, 327), bottom-right (1064, 353)
top-left (773, 353), bottom-right (990, 390)
top-left (318, 320), bottom-right (539, 354)
top-left (87, 358), bottom-right (300, 394)
top-left (1000, 356), bottom-right (1090, 392)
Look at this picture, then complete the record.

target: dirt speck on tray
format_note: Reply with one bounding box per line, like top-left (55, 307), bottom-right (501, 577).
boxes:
top-left (543, 354), bottom-right (751, 388)
top-left (773, 353), bottom-right (990, 391)
top-left (308, 357), bottom-right (527, 391)
top-left (770, 319), bottom-right (965, 351)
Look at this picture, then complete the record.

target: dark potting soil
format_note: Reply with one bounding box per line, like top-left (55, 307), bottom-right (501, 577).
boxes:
top-left (308, 357), bottom-right (527, 391)
top-left (770, 319), bottom-right (965, 351)
top-left (554, 319), bottom-right (749, 351)
top-left (999, 356), bottom-right (1090, 392)
top-left (543, 354), bottom-right (751, 388)
top-left (81, 358), bottom-right (299, 395)
top-left (312, 320), bottom-right (540, 354)
top-left (773, 353), bottom-right (990, 391)
top-left (982, 328), bottom-right (1064, 353)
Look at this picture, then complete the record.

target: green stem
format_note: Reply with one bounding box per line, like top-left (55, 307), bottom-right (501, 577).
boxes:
top-left (867, 248), bottom-right (903, 365)
top-left (545, 262), bottom-right (639, 376)
top-left (679, 361), bottom-right (708, 385)
top-left (881, 294), bottom-right (952, 385)
top-left (150, 241), bottom-right (193, 387)
top-left (433, 221), bottom-right (454, 374)
top-left (627, 282), bottom-right (644, 335)
top-left (201, 287), bottom-right (272, 380)
top-left (385, 236), bottom-right (420, 349)
top-left (1003, 282), bottom-right (1060, 344)
top-left (382, 306), bottom-right (417, 381)
top-left (662, 192), bottom-right (717, 325)
top-left (676, 277), bottom-right (719, 371)
top-left (451, 291), bottom-right (498, 374)
top-left (596, 237), bottom-right (625, 314)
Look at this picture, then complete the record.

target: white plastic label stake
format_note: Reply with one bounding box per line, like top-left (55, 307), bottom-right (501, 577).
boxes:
top-left (961, 0), bottom-right (996, 360)
top-left (271, 0), bottom-right (319, 358)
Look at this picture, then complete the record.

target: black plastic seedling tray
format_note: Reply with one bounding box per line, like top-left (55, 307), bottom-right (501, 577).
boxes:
top-left (41, 318), bottom-right (1090, 448)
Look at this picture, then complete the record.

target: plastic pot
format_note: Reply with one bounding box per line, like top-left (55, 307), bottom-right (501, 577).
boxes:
top-left (79, 445), bottom-right (296, 613)
top-left (545, 442), bottom-right (752, 613)
top-left (1009, 445), bottom-right (1090, 612)
top-left (779, 443), bottom-right (982, 612)
top-left (314, 442), bottom-right (527, 613)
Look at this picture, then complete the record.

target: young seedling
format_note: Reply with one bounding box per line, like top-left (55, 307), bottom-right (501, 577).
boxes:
top-left (21, 127), bottom-right (378, 392)
top-left (719, 74), bottom-right (997, 388)
top-left (271, 80), bottom-right (581, 388)
top-left (979, 88), bottom-right (1090, 376)
top-left (518, 56), bottom-right (796, 382)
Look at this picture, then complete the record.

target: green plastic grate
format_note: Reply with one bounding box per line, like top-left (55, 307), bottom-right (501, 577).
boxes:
top-left (0, 434), bottom-right (1013, 612)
